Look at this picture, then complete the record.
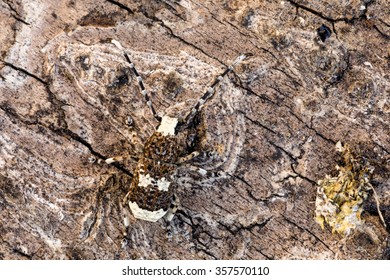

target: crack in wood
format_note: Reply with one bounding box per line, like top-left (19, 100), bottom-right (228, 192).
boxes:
top-left (283, 215), bottom-right (335, 254)
top-left (243, 114), bottom-right (277, 135)
top-left (0, 102), bottom-right (133, 177)
top-left (1, 60), bottom-right (47, 84)
top-left (4, 0), bottom-right (30, 25)
top-left (218, 217), bottom-right (272, 235)
top-left (286, 0), bottom-right (369, 23)
top-left (105, 0), bottom-right (134, 14)
top-left (290, 163), bottom-right (317, 185)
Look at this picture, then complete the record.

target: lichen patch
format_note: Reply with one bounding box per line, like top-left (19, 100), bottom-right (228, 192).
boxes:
top-left (315, 142), bottom-right (374, 235)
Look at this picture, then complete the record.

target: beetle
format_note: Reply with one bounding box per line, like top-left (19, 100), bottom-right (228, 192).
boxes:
top-left (105, 40), bottom-right (246, 235)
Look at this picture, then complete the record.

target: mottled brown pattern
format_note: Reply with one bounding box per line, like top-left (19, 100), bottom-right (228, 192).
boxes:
top-left (127, 157), bottom-right (176, 212)
top-left (143, 132), bottom-right (183, 163)
top-left (125, 128), bottom-right (194, 215)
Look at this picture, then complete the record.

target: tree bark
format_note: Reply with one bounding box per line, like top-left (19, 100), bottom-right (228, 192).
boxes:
top-left (0, 0), bottom-right (389, 259)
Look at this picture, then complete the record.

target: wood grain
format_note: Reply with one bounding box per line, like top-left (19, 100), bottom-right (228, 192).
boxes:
top-left (0, 0), bottom-right (389, 259)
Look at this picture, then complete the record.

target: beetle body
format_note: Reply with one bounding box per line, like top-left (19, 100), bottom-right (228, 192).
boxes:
top-left (110, 40), bottom-right (246, 228)
top-left (126, 116), bottom-right (182, 222)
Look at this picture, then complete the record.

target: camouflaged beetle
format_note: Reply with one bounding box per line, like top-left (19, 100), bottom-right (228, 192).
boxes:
top-left (106, 40), bottom-right (246, 235)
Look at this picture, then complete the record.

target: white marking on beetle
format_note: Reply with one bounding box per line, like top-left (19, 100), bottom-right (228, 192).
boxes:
top-left (164, 209), bottom-right (175, 222)
top-left (123, 216), bottom-right (130, 228)
top-left (198, 168), bottom-right (207, 176)
top-left (129, 201), bottom-right (166, 222)
top-left (156, 177), bottom-right (171, 192)
top-left (105, 158), bottom-right (116, 164)
top-left (138, 173), bottom-right (154, 188)
top-left (138, 173), bottom-right (171, 191)
top-left (157, 116), bottom-right (178, 136)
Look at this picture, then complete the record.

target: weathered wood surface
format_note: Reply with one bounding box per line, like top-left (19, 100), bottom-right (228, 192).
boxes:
top-left (0, 0), bottom-right (389, 259)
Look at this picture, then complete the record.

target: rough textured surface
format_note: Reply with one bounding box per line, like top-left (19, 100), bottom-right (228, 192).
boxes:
top-left (0, 0), bottom-right (389, 260)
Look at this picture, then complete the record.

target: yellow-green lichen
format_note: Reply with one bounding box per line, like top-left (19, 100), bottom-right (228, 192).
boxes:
top-left (315, 142), bottom-right (374, 235)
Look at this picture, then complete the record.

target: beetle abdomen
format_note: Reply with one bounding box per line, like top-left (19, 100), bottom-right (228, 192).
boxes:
top-left (127, 158), bottom-right (176, 222)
